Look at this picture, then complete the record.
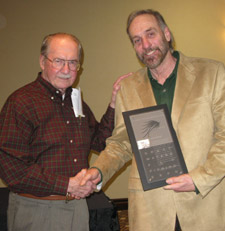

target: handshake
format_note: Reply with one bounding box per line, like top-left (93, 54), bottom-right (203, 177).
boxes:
top-left (66, 168), bottom-right (101, 200)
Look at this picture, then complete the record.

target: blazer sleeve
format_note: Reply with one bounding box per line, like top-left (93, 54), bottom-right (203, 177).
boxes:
top-left (189, 62), bottom-right (225, 197)
top-left (91, 85), bottom-right (133, 186)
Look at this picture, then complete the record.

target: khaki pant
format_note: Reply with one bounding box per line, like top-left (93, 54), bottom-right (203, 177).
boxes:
top-left (8, 192), bottom-right (89, 231)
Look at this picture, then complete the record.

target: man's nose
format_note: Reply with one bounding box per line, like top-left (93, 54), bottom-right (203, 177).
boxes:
top-left (142, 37), bottom-right (151, 49)
top-left (61, 61), bottom-right (70, 73)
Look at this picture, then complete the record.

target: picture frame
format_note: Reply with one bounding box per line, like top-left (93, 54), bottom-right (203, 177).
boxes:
top-left (123, 104), bottom-right (188, 190)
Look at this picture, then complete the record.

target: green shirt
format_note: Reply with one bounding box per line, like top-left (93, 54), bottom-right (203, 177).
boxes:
top-left (148, 51), bottom-right (179, 114)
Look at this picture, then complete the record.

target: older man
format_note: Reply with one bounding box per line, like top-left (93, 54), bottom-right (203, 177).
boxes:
top-left (82, 9), bottom-right (225, 231)
top-left (0, 32), bottom-right (125, 231)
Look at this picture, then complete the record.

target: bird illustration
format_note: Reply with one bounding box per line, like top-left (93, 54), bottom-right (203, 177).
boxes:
top-left (142, 120), bottom-right (160, 138)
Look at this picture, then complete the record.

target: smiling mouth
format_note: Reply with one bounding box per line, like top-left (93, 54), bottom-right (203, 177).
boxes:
top-left (145, 49), bottom-right (156, 56)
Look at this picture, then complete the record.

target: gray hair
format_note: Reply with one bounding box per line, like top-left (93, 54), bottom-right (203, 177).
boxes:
top-left (126, 9), bottom-right (174, 50)
top-left (40, 32), bottom-right (83, 61)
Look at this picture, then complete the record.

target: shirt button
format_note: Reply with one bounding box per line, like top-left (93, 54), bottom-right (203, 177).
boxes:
top-left (66, 121), bottom-right (70, 124)
top-left (74, 158), bottom-right (77, 163)
top-left (162, 89), bottom-right (167, 93)
top-left (56, 90), bottom-right (60, 94)
top-left (62, 103), bottom-right (64, 106)
top-left (70, 139), bottom-right (73, 143)
top-left (51, 96), bottom-right (54, 100)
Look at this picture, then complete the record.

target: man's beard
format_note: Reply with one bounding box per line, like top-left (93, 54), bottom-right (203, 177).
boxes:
top-left (137, 37), bottom-right (170, 69)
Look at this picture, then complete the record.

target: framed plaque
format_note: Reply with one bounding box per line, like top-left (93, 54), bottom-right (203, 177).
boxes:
top-left (122, 104), bottom-right (188, 191)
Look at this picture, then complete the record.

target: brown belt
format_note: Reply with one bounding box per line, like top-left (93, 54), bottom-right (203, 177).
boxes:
top-left (18, 193), bottom-right (75, 201)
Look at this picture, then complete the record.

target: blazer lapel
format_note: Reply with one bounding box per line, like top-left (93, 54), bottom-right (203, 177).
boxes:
top-left (131, 54), bottom-right (196, 132)
top-left (171, 54), bottom-right (196, 130)
top-left (134, 68), bottom-right (157, 108)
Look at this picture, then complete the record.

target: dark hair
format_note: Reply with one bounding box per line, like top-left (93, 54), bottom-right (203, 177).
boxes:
top-left (126, 9), bottom-right (174, 50)
top-left (40, 32), bottom-right (83, 61)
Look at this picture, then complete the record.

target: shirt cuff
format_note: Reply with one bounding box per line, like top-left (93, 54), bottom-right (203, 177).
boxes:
top-left (105, 105), bottom-right (115, 120)
top-left (96, 182), bottom-right (102, 191)
top-left (53, 175), bottom-right (69, 195)
top-left (194, 184), bottom-right (200, 194)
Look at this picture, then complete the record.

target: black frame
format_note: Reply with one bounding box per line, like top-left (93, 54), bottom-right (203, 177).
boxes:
top-left (123, 104), bottom-right (188, 190)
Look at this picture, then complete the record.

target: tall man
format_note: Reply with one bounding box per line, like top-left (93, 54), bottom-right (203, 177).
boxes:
top-left (82, 9), bottom-right (225, 231)
top-left (0, 32), bottom-right (125, 231)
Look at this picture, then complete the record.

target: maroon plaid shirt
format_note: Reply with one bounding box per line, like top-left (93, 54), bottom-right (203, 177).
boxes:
top-left (0, 73), bottom-right (114, 196)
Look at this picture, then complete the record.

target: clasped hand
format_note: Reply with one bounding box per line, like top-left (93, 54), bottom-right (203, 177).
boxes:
top-left (67, 168), bottom-right (101, 200)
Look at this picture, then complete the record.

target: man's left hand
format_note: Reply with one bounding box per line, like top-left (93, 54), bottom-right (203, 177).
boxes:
top-left (163, 174), bottom-right (195, 192)
top-left (110, 72), bottom-right (133, 108)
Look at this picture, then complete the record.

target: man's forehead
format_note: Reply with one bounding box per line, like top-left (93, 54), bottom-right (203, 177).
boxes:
top-left (48, 37), bottom-right (78, 55)
top-left (129, 14), bottom-right (158, 36)
top-left (49, 36), bottom-right (77, 47)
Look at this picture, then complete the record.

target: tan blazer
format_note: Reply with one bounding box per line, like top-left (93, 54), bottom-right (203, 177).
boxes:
top-left (93, 52), bottom-right (225, 231)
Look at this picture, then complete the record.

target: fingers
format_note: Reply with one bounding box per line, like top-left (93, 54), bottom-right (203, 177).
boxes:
top-left (80, 173), bottom-right (93, 186)
top-left (70, 187), bottom-right (94, 198)
top-left (164, 181), bottom-right (184, 191)
top-left (67, 169), bottom-right (98, 199)
top-left (80, 168), bottom-right (100, 186)
top-left (110, 72), bottom-right (133, 108)
top-left (166, 176), bottom-right (182, 185)
top-left (113, 72), bottom-right (133, 86)
top-left (67, 168), bottom-right (102, 200)
top-left (163, 174), bottom-right (195, 192)
top-left (69, 183), bottom-right (95, 199)
top-left (75, 169), bottom-right (87, 181)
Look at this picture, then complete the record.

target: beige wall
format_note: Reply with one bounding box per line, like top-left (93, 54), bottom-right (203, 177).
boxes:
top-left (0, 0), bottom-right (225, 198)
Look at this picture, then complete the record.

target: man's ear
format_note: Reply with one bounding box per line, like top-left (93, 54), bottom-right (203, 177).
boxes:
top-left (164, 27), bottom-right (171, 42)
top-left (39, 55), bottom-right (45, 70)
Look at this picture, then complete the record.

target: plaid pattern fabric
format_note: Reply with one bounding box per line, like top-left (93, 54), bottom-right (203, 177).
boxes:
top-left (0, 73), bottom-right (114, 196)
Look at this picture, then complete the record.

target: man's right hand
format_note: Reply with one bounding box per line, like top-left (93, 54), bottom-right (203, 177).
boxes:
top-left (67, 169), bottom-right (97, 199)
top-left (80, 168), bottom-right (101, 187)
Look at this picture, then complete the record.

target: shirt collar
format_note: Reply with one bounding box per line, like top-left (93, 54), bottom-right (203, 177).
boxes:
top-left (37, 72), bottom-right (72, 100)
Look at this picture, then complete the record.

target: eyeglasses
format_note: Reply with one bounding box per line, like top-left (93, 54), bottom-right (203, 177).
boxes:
top-left (45, 56), bottom-right (80, 71)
